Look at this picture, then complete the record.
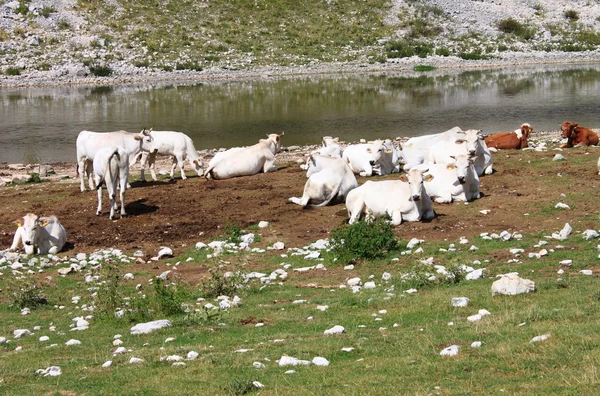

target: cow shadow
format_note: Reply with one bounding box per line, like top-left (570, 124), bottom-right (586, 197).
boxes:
top-left (62, 241), bottom-right (76, 253)
top-left (125, 198), bottom-right (159, 216)
top-left (129, 179), bottom-right (177, 189)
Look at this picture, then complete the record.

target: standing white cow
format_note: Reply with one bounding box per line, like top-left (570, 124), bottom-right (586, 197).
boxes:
top-left (9, 213), bottom-right (67, 255)
top-left (93, 146), bottom-right (130, 220)
top-left (421, 154), bottom-right (481, 203)
top-left (426, 129), bottom-right (493, 176)
top-left (345, 168), bottom-right (435, 226)
top-left (76, 128), bottom-right (156, 192)
top-left (288, 154), bottom-right (358, 207)
top-left (136, 131), bottom-right (203, 181)
top-left (205, 133), bottom-right (284, 180)
top-left (342, 139), bottom-right (395, 177)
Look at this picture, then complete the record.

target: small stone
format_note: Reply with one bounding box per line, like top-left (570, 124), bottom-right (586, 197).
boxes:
top-left (102, 361), bottom-right (112, 368)
top-left (530, 334), bottom-right (551, 343)
top-left (312, 356), bottom-right (330, 366)
top-left (451, 297), bottom-right (470, 307)
top-left (65, 339), bottom-right (81, 346)
top-left (440, 345), bottom-right (460, 356)
top-left (471, 341), bottom-right (482, 348)
top-left (129, 357), bottom-right (144, 364)
top-left (187, 351), bottom-right (199, 360)
top-left (324, 325), bottom-right (345, 335)
top-left (258, 221), bottom-right (269, 228)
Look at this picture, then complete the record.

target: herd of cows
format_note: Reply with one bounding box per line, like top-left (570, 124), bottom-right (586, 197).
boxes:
top-left (5, 120), bottom-right (599, 256)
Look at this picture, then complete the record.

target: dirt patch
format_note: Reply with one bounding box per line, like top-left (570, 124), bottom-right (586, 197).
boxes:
top-left (1, 142), bottom-right (599, 257)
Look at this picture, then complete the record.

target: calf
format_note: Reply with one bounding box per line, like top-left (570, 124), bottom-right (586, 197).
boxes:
top-left (205, 133), bottom-right (284, 180)
top-left (484, 123), bottom-right (533, 150)
top-left (560, 121), bottom-right (599, 148)
top-left (76, 128), bottom-right (155, 191)
top-left (288, 154), bottom-right (358, 207)
top-left (345, 168), bottom-right (435, 226)
top-left (9, 213), bottom-right (67, 255)
top-left (136, 131), bottom-right (203, 181)
top-left (421, 154), bottom-right (481, 203)
top-left (93, 146), bottom-right (130, 220)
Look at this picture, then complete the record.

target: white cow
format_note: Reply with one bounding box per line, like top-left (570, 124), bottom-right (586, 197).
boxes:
top-left (401, 126), bottom-right (464, 170)
top-left (374, 139), bottom-right (403, 175)
top-left (205, 133), bottom-right (284, 180)
top-left (76, 128), bottom-right (156, 192)
top-left (342, 139), bottom-right (395, 177)
top-left (345, 168), bottom-right (435, 226)
top-left (136, 131), bottom-right (203, 181)
top-left (93, 146), bottom-right (130, 220)
top-left (426, 129), bottom-right (493, 176)
top-left (421, 154), bottom-right (481, 203)
top-left (288, 154), bottom-right (358, 207)
top-left (318, 136), bottom-right (343, 158)
top-left (9, 213), bottom-right (67, 255)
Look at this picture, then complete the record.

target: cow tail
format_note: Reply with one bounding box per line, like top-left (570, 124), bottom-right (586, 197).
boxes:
top-left (311, 181), bottom-right (343, 208)
top-left (99, 149), bottom-right (120, 190)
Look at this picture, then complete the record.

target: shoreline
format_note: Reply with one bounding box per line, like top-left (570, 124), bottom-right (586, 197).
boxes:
top-left (2, 51), bottom-right (600, 88)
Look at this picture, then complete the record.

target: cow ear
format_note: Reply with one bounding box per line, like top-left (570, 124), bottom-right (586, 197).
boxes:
top-left (134, 135), bottom-right (142, 141)
top-left (423, 174), bottom-right (434, 182)
top-left (455, 139), bottom-right (465, 144)
top-left (446, 164), bottom-right (455, 170)
top-left (399, 174), bottom-right (408, 182)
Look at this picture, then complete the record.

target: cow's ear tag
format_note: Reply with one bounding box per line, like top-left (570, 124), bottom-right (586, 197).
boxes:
top-left (16, 221), bottom-right (22, 227)
top-left (40, 220), bottom-right (48, 227)
top-left (424, 174), bottom-right (434, 182)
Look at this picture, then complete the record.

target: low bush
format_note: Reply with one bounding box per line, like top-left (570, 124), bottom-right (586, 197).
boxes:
top-left (330, 217), bottom-right (398, 263)
top-left (5, 67), bottom-right (21, 76)
top-left (175, 62), bottom-right (203, 71)
top-left (414, 65), bottom-right (436, 72)
top-left (564, 10), bottom-right (579, 21)
top-left (435, 47), bottom-right (451, 57)
top-left (9, 277), bottom-right (48, 309)
top-left (201, 268), bottom-right (245, 298)
top-left (40, 6), bottom-right (56, 17)
top-left (223, 221), bottom-right (242, 243)
top-left (497, 18), bottom-right (536, 40)
top-left (89, 64), bottom-right (113, 77)
top-left (386, 39), bottom-right (433, 58)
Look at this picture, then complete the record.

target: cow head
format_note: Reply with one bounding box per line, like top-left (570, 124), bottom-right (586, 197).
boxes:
top-left (461, 129), bottom-right (484, 157)
top-left (321, 136), bottom-right (339, 147)
top-left (400, 168), bottom-right (428, 202)
top-left (449, 154), bottom-right (474, 185)
top-left (366, 139), bottom-right (393, 166)
top-left (264, 132), bottom-right (284, 153)
top-left (16, 213), bottom-right (46, 253)
top-left (135, 127), bottom-right (157, 153)
top-left (520, 123), bottom-right (533, 139)
top-left (561, 121), bottom-right (576, 139)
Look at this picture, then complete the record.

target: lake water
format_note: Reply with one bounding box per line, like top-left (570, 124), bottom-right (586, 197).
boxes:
top-left (2, 63), bottom-right (600, 164)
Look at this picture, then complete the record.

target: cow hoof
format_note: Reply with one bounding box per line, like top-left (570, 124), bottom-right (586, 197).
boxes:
top-left (121, 213), bottom-right (128, 218)
top-left (96, 211), bottom-right (101, 216)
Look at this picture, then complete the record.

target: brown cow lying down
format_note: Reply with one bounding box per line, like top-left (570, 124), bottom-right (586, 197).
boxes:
top-left (560, 121), bottom-right (599, 148)
top-left (484, 123), bottom-right (533, 150)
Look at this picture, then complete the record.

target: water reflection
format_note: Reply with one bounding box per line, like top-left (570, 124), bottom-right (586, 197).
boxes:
top-left (1, 63), bottom-right (600, 163)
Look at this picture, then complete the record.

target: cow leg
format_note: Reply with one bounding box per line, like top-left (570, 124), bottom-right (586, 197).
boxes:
top-left (78, 159), bottom-right (87, 192)
top-left (119, 179), bottom-right (127, 217)
top-left (484, 165), bottom-right (493, 175)
top-left (96, 178), bottom-right (103, 216)
top-left (138, 152), bottom-right (148, 182)
top-left (347, 201), bottom-right (364, 224)
top-left (288, 195), bottom-right (310, 207)
top-left (435, 193), bottom-right (452, 204)
top-left (390, 211), bottom-right (402, 226)
top-left (175, 154), bottom-right (186, 180)
top-left (263, 159), bottom-right (277, 173)
top-left (147, 153), bottom-right (158, 182)
top-left (86, 160), bottom-right (96, 191)
top-left (9, 227), bottom-right (23, 251)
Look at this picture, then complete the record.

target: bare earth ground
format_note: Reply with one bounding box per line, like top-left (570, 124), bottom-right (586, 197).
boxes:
top-left (1, 139), bottom-right (599, 264)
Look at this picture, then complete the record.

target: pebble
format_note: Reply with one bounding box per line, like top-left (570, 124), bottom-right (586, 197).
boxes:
top-left (129, 357), bottom-right (144, 364)
top-left (324, 325), bottom-right (345, 335)
top-left (440, 345), bottom-right (460, 356)
top-left (102, 361), bottom-right (112, 368)
top-left (530, 334), bottom-right (551, 343)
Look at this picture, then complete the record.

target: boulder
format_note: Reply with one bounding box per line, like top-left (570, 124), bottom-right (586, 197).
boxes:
top-left (491, 274), bottom-right (535, 296)
top-left (130, 319), bottom-right (172, 335)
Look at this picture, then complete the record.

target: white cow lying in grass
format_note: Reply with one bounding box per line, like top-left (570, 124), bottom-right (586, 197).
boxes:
top-left (10, 213), bottom-right (67, 255)
top-left (342, 139), bottom-right (396, 177)
top-left (401, 126), bottom-right (464, 170)
top-left (288, 154), bottom-right (358, 207)
top-left (426, 129), bottom-right (493, 176)
top-left (136, 130), bottom-right (203, 181)
top-left (345, 168), bottom-right (435, 226)
top-left (76, 128), bottom-right (156, 192)
top-left (93, 146), bottom-right (130, 220)
top-left (421, 154), bottom-right (481, 203)
top-left (205, 133), bottom-right (284, 180)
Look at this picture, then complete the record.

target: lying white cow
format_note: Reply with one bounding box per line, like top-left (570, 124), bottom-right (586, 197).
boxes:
top-left (401, 126), bottom-right (464, 170)
top-left (342, 139), bottom-right (395, 177)
top-left (426, 129), bottom-right (493, 176)
top-left (318, 136), bottom-right (343, 158)
top-left (421, 154), bottom-right (481, 203)
top-left (136, 131), bottom-right (203, 181)
top-left (76, 128), bottom-right (155, 192)
top-left (375, 139), bottom-right (403, 175)
top-left (93, 146), bottom-right (130, 220)
top-left (205, 133), bottom-right (284, 180)
top-left (288, 154), bottom-right (358, 207)
top-left (345, 168), bottom-right (435, 226)
top-left (9, 213), bottom-right (67, 255)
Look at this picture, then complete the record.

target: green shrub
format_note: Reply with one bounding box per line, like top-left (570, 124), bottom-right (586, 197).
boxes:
top-left (223, 221), bottom-right (242, 243)
top-left (205, 55), bottom-right (220, 62)
top-left (176, 62), bottom-right (203, 71)
top-left (89, 64), bottom-right (113, 77)
top-left (133, 60), bottom-right (150, 68)
top-left (40, 6), bottom-right (56, 17)
top-left (5, 67), bottom-right (22, 76)
top-left (9, 277), bottom-right (47, 309)
top-left (153, 277), bottom-right (186, 315)
top-left (57, 19), bottom-right (70, 30)
top-left (29, 173), bottom-right (42, 183)
top-left (564, 10), bottom-right (579, 21)
top-left (458, 52), bottom-right (491, 60)
top-left (386, 39), bottom-right (432, 58)
top-left (414, 65), bottom-right (435, 71)
top-left (497, 18), bottom-right (536, 40)
top-left (95, 261), bottom-right (122, 319)
top-left (16, 3), bottom-right (29, 16)
top-left (330, 217), bottom-right (398, 263)
top-left (435, 47), bottom-right (451, 56)
top-left (201, 268), bottom-right (245, 298)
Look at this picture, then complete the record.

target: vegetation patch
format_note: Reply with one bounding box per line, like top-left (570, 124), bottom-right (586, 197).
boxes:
top-left (414, 65), bottom-right (436, 72)
top-left (330, 217), bottom-right (399, 263)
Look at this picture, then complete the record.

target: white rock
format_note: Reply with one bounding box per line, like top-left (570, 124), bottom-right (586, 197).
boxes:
top-left (21, 307), bottom-right (31, 316)
top-left (471, 341), bottom-right (482, 348)
top-left (382, 272), bottom-right (391, 281)
top-left (344, 264), bottom-right (354, 270)
top-left (557, 269), bottom-right (565, 275)
top-left (555, 202), bottom-right (570, 209)
top-left (157, 247), bottom-right (173, 259)
top-left (580, 269), bottom-right (593, 276)
top-left (529, 334), bottom-right (551, 343)
top-left (479, 309), bottom-right (491, 316)
top-left (172, 362), bottom-right (186, 367)
top-left (312, 356), bottom-right (330, 366)
top-left (187, 351), bottom-right (199, 360)
top-left (253, 361), bottom-right (266, 369)
top-left (552, 223), bottom-right (572, 240)
top-left (102, 361), bottom-right (112, 368)
top-left (65, 339), bottom-right (81, 346)
top-left (13, 329), bottom-right (33, 338)
top-left (467, 314), bottom-right (482, 322)
top-left (270, 242), bottom-right (285, 250)
top-left (129, 357), bottom-right (144, 364)
top-left (510, 248), bottom-right (524, 254)
top-left (347, 277), bottom-right (362, 286)
top-left (114, 346), bottom-right (127, 354)
top-left (363, 281), bottom-right (376, 289)
top-left (164, 337), bottom-right (176, 343)
top-left (123, 273), bottom-right (134, 280)
top-left (440, 345), bottom-right (460, 356)
top-left (466, 268), bottom-right (484, 280)
top-left (404, 288), bottom-right (418, 294)
top-left (407, 238), bottom-right (424, 249)
top-left (316, 305), bottom-right (329, 312)
top-left (492, 274), bottom-right (536, 296)
top-left (258, 221), bottom-right (269, 228)
top-left (583, 230), bottom-right (599, 240)
top-left (559, 260), bottom-right (572, 266)
top-left (341, 347), bottom-right (355, 352)
top-left (130, 319), bottom-right (172, 335)
top-left (39, 336), bottom-right (49, 342)
top-left (113, 339), bottom-right (123, 346)
top-left (279, 355), bottom-right (311, 366)
top-left (165, 355), bottom-right (183, 362)
top-left (240, 233), bottom-right (255, 244)
top-left (195, 242), bottom-right (207, 250)
top-left (158, 270), bottom-right (171, 280)
top-left (37, 366), bottom-right (62, 377)
top-left (552, 154), bottom-right (566, 161)
top-left (285, 370), bottom-right (296, 374)
top-left (451, 297), bottom-right (470, 307)
top-left (252, 381), bottom-right (264, 389)
top-left (324, 325), bottom-right (345, 335)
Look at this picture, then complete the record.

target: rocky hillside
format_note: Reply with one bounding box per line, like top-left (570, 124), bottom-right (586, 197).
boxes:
top-left (1, 0), bottom-right (600, 82)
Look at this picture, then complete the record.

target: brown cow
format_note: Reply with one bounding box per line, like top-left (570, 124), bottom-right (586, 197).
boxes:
top-left (484, 123), bottom-right (533, 150)
top-left (560, 121), bottom-right (599, 148)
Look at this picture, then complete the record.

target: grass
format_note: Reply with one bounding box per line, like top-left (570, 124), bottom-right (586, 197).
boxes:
top-left (414, 65), bottom-right (436, 72)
